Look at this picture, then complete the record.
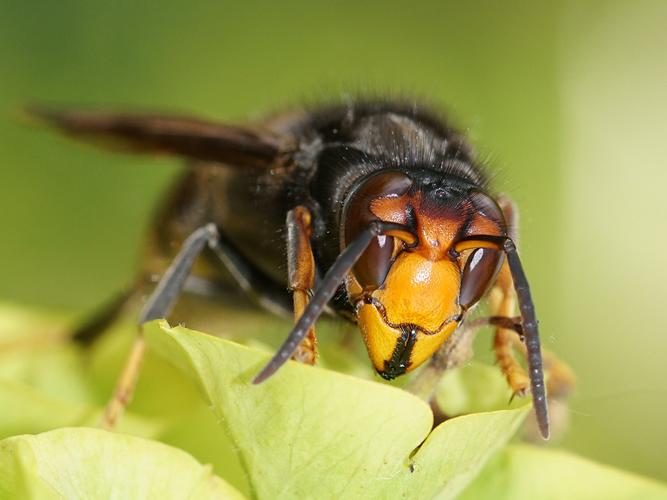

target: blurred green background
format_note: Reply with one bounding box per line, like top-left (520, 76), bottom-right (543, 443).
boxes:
top-left (1, 0), bottom-right (665, 483)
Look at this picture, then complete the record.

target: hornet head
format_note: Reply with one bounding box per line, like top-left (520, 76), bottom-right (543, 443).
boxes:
top-left (341, 170), bottom-right (507, 379)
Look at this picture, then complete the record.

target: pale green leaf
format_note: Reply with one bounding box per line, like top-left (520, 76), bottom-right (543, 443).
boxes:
top-left (159, 403), bottom-right (251, 497)
top-left (0, 379), bottom-right (161, 440)
top-left (0, 303), bottom-right (247, 491)
top-left (145, 320), bottom-right (528, 499)
top-left (0, 304), bottom-right (161, 440)
top-left (459, 444), bottom-right (667, 500)
top-left (0, 303), bottom-right (91, 403)
top-left (0, 427), bottom-right (245, 500)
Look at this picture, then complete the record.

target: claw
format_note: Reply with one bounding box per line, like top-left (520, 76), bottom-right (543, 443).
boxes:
top-left (506, 370), bottom-right (530, 400)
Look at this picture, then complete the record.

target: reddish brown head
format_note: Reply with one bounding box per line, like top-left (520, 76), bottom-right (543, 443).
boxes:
top-left (341, 170), bottom-right (506, 379)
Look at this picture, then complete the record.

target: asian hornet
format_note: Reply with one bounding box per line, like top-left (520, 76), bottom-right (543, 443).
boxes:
top-left (32, 99), bottom-right (550, 437)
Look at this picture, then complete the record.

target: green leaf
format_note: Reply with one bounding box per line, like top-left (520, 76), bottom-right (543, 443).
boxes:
top-left (0, 303), bottom-right (247, 492)
top-left (145, 320), bottom-right (529, 499)
top-left (159, 404), bottom-right (252, 497)
top-left (0, 303), bottom-right (91, 404)
top-left (459, 444), bottom-right (667, 500)
top-left (0, 379), bottom-right (161, 440)
top-left (0, 427), bottom-right (245, 499)
top-left (0, 304), bottom-right (162, 440)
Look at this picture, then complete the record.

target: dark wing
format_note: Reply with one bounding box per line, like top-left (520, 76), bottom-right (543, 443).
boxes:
top-left (28, 108), bottom-right (287, 168)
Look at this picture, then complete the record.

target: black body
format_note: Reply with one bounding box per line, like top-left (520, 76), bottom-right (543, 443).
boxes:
top-left (151, 101), bottom-right (489, 316)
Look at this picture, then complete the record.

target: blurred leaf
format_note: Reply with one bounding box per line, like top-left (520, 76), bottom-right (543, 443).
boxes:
top-left (0, 303), bottom-right (91, 403)
top-left (0, 427), bottom-right (245, 499)
top-left (434, 361), bottom-right (524, 416)
top-left (145, 320), bottom-right (529, 499)
top-left (459, 444), bottom-right (667, 500)
top-left (0, 304), bottom-right (162, 440)
top-left (0, 303), bottom-right (72, 344)
top-left (86, 319), bottom-right (205, 415)
top-left (0, 345), bottom-right (92, 404)
top-left (0, 379), bottom-right (161, 440)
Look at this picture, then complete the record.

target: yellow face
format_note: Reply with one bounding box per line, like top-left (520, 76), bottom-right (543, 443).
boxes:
top-left (354, 251), bottom-right (462, 378)
top-left (345, 193), bottom-right (468, 379)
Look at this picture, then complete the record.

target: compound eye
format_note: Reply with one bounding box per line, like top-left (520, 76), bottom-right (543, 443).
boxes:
top-left (353, 234), bottom-right (395, 290)
top-left (459, 247), bottom-right (503, 309)
top-left (342, 170), bottom-right (413, 291)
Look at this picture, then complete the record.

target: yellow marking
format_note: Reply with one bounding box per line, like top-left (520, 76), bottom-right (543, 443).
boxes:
top-left (373, 252), bottom-right (460, 332)
top-left (357, 302), bottom-right (459, 374)
top-left (357, 304), bottom-right (401, 372)
top-left (454, 239), bottom-right (500, 253)
top-left (408, 321), bottom-right (458, 371)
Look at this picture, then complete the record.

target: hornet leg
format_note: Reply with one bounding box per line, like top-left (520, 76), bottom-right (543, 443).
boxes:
top-left (103, 222), bottom-right (294, 429)
top-left (490, 196), bottom-right (531, 397)
top-left (405, 316), bottom-right (524, 402)
top-left (489, 262), bottom-right (531, 398)
top-left (286, 206), bottom-right (318, 364)
top-left (492, 196), bottom-right (575, 402)
top-left (101, 224), bottom-right (219, 429)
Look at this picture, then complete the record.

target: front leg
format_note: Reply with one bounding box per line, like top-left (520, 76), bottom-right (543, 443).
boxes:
top-left (286, 206), bottom-right (318, 365)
